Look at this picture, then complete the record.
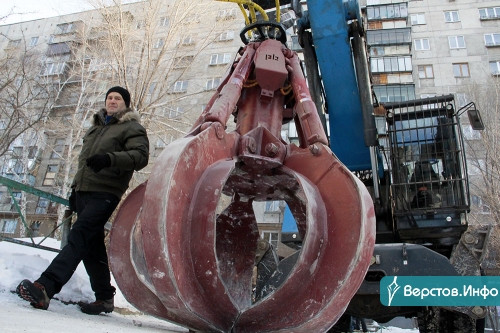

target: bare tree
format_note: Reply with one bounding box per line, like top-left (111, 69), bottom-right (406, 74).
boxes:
top-left (38, 0), bottom-right (239, 207)
top-left (0, 31), bottom-right (70, 237)
top-left (0, 0), bottom-right (242, 236)
top-left (84, 0), bottom-right (239, 186)
top-left (463, 83), bottom-right (500, 333)
top-left (463, 80), bottom-right (500, 225)
top-left (0, 33), bottom-right (57, 158)
top-left (38, 16), bottom-right (123, 232)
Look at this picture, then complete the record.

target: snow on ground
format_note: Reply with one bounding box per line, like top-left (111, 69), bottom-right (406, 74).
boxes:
top-left (0, 237), bottom-right (187, 333)
top-left (0, 237), bottom-right (418, 332)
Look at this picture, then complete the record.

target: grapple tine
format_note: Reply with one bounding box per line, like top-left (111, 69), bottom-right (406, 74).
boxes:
top-left (215, 199), bottom-right (260, 309)
top-left (108, 183), bottom-right (174, 321)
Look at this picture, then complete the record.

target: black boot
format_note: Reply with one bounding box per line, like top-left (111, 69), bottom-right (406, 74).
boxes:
top-left (79, 298), bottom-right (114, 315)
top-left (16, 279), bottom-right (51, 310)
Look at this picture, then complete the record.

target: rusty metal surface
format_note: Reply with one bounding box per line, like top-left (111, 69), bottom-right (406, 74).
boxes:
top-left (481, 224), bottom-right (500, 276)
top-left (451, 224), bottom-right (500, 277)
top-left (109, 40), bottom-right (376, 332)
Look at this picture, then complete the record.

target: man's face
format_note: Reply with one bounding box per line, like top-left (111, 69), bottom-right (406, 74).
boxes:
top-left (106, 92), bottom-right (127, 115)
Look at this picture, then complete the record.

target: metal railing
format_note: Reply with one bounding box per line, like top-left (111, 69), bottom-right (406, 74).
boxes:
top-left (0, 175), bottom-right (72, 252)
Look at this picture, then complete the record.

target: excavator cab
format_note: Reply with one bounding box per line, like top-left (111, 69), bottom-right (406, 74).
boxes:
top-left (385, 95), bottom-right (469, 252)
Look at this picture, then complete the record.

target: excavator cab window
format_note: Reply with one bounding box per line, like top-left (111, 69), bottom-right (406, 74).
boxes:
top-left (384, 95), bottom-right (470, 244)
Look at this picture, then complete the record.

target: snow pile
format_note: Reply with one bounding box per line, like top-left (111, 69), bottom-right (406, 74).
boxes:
top-left (0, 238), bottom-right (94, 303)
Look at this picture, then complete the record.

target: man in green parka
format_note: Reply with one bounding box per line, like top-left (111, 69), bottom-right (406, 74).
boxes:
top-left (16, 86), bottom-right (149, 315)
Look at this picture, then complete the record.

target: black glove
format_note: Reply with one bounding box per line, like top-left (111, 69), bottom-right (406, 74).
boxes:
top-left (68, 189), bottom-right (77, 212)
top-left (86, 153), bottom-right (111, 172)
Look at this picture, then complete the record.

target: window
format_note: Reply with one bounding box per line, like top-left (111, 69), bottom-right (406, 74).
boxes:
top-left (410, 13), bottom-right (426, 25)
top-left (182, 14), bottom-right (200, 24)
top-left (153, 38), bottom-right (165, 49)
top-left (50, 139), bottom-right (66, 159)
top-left (418, 65), bottom-right (434, 78)
top-left (373, 85), bottom-right (415, 103)
top-left (261, 231), bottom-right (279, 248)
top-left (172, 80), bottom-right (188, 93)
top-left (471, 195), bottom-right (491, 214)
top-left (41, 62), bottom-right (66, 76)
top-left (366, 3), bottom-right (408, 20)
top-left (180, 35), bottom-right (194, 46)
top-left (286, 122), bottom-right (298, 140)
top-left (455, 93), bottom-right (469, 107)
top-left (216, 9), bottom-right (237, 21)
top-left (448, 36), bottom-right (466, 49)
top-left (57, 23), bottom-right (74, 34)
top-left (1, 219), bottom-right (17, 234)
top-left (7, 39), bottom-right (21, 48)
top-left (155, 138), bottom-right (166, 149)
top-left (28, 146), bottom-right (37, 159)
top-left (367, 28), bottom-right (411, 46)
top-left (43, 165), bottom-right (58, 186)
top-left (290, 35), bottom-right (302, 51)
top-left (89, 58), bottom-right (109, 72)
top-left (13, 160), bottom-right (23, 174)
top-left (479, 7), bottom-right (500, 20)
top-left (47, 42), bottom-right (71, 56)
top-left (12, 146), bottom-right (23, 158)
top-left (159, 17), bottom-right (169, 27)
top-left (219, 31), bottom-right (235, 41)
top-left (265, 201), bottom-right (281, 212)
top-left (158, 107), bottom-right (183, 119)
top-left (11, 192), bottom-right (21, 205)
top-left (209, 53), bottom-right (232, 65)
top-left (453, 63), bottom-right (469, 77)
top-left (467, 159), bottom-right (485, 176)
top-left (136, 20), bottom-right (145, 29)
top-left (420, 93), bottom-right (436, 99)
top-left (484, 33), bottom-right (500, 47)
top-left (462, 124), bottom-right (481, 140)
top-left (489, 61), bottom-right (500, 75)
top-left (167, 107), bottom-right (183, 119)
top-left (371, 56), bottom-right (412, 73)
top-left (206, 77), bottom-right (221, 90)
top-left (173, 55), bottom-right (194, 69)
top-left (414, 38), bottom-right (430, 50)
top-left (444, 11), bottom-right (460, 22)
top-left (7, 154), bottom-right (23, 174)
top-left (30, 37), bottom-right (39, 47)
top-left (36, 198), bottom-right (49, 214)
top-left (148, 82), bottom-right (157, 95)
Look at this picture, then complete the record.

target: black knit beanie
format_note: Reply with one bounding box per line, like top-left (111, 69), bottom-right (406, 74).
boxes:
top-left (106, 86), bottom-right (131, 108)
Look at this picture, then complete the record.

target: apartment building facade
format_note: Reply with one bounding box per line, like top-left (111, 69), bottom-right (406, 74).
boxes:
top-left (365, 0), bottom-right (499, 224)
top-left (1, 0), bottom-right (497, 242)
top-left (1, 0), bottom-right (292, 240)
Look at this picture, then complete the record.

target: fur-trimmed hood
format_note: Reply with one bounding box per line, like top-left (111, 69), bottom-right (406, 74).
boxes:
top-left (93, 108), bottom-right (141, 125)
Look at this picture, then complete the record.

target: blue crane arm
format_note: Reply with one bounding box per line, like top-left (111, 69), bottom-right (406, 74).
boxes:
top-left (307, 0), bottom-right (372, 171)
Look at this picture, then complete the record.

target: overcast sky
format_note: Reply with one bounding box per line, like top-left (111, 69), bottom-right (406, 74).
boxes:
top-left (0, 0), bottom-right (142, 25)
top-left (0, 0), bottom-right (94, 24)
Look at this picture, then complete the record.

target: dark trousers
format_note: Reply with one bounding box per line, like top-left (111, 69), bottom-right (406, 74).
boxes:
top-left (37, 191), bottom-right (119, 300)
